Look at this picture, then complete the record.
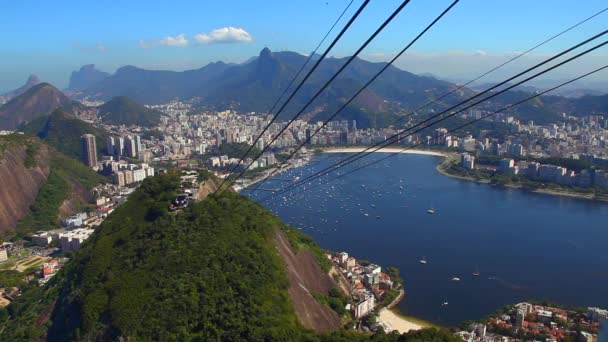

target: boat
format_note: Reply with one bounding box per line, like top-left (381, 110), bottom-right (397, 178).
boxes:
top-left (427, 208), bottom-right (435, 214)
top-left (473, 266), bottom-right (480, 277)
top-left (419, 257), bottom-right (427, 264)
top-left (451, 277), bottom-right (461, 282)
top-left (442, 302), bottom-right (449, 306)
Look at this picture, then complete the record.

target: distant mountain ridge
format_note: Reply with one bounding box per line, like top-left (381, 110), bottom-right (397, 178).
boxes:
top-left (0, 83), bottom-right (83, 130)
top-left (67, 64), bottom-right (110, 91)
top-left (0, 75), bottom-right (41, 103)
top-left (66, 49), bottom-right (608, 126)
top-left (72, 48), bottom-right (470, 128)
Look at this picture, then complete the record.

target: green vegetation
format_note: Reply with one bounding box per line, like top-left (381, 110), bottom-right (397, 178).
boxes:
top-left (21, 109), bottom-right (109, 160)
top-left (97, 96), bottom-right (163, 127)
top-left (379, 289), bottom-right (401, 307)
top-left (282, 224), bottom-right (332, 272)
top-left (13, 152), bottom-right (105, 238)
top-left (45, 173), bottom-right (304, 340)
top-left (443, 161), bottom-right (606, 199)
top-left (0, 270), bottom-right (26, 288)
top-left (24, 141), bottom-right (39, 168)
top-left (218, 142), bottom-right (262, 159)
top-left (0, 134), bottom-right (34, 157)
top-left (313, 288), bottom-right (350, 317)
top-left (2, 173), bottom-right (460, 341)
top-left (140, 129), bottom-right (164, 140)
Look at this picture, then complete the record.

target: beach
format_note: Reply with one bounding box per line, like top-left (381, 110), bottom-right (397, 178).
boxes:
top-left (377, 308), bottom-right (428, 334)
top-left (323, 147), bottom-right (448, 157)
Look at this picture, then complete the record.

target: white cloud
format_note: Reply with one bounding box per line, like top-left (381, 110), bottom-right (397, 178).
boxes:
top-left (193, 27), bottom-right (253, 45)
top-left (139, 34), bottom-right (189, 48)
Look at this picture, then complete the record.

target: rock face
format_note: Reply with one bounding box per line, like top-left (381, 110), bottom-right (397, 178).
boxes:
top-left (0, 140), bottom-right (50, 233)
top-left (274, 231), bottom-right (341, 331)
top-left (67, 64), bottom-right (110, 91)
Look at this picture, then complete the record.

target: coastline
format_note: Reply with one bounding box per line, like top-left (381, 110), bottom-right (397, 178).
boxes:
top-left (375, 288), bottom-right (437, 334)
top-left (435, 155), bottom-right (607, 202)
top-left (322, 147), bottom-right (448, 157)
top-left (377, 307), bottom-right (437, 334)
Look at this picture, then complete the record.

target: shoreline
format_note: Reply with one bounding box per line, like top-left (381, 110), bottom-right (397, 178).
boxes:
top-left (435, 156), bottom-right (607, 202)
top-left (376, 288), bottom-right (438, 334)
top-left (322, 147), bottom-right (448, 157)
top-left (377, 307), bottom-right (437, 334)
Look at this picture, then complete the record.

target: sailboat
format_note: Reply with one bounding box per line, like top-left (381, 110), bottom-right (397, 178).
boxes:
top-left (473, 265), bottom-right (480, 277)
top-left (427, 201), bottom-right (436, 214)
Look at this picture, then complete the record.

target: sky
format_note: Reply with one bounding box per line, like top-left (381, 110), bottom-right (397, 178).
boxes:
top-left (1, 0), bottom-right (607, 92)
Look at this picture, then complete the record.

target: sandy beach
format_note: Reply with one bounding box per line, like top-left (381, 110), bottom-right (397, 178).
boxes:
top-left (377, 308), bottom-right (427, 334)
top-left (322, 147), bottom-right (448, 157)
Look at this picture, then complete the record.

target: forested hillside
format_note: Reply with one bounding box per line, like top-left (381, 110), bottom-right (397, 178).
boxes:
top-left (1, 172), bottom-right (458, 341)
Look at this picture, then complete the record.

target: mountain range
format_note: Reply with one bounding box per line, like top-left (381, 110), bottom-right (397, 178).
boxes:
top-left (68, 48), bottom-right (606, 127)
top-left (74, 48), bottom-right (472, 125)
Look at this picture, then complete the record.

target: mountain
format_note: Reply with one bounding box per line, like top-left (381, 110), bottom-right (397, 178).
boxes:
top-left (0, 75), bottom-right (41, 102)
top-left (0, 83), bottom-right (80, 130)
top-left (21, 108), bottom-right (109, 160)
top-left (1, 172), bottom-right (458, 341)
top-left (97, 96), bottom-right (163, 127)
top-left (67, 64), bottom-right (110, 91)
top-left (76, 49), bottom-right (472, 128)
top-left (82, 61), bottom-right (231, 103)
top-left (0, 134), bottom-right (105, 237)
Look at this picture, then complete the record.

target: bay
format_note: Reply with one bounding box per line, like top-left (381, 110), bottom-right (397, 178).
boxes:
top-left (246, 152), bottom-right (608, 327)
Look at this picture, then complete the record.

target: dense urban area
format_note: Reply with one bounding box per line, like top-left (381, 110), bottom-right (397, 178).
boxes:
top-left (1, 93), bottom-right (607, 340)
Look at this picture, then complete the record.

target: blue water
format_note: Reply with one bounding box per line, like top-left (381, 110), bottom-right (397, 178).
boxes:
top-left (246, 153), bottom-right (608, 326)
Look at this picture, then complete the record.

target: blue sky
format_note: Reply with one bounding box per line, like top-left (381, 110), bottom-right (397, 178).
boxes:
top-left (1, 0), bottom-right (607, 92)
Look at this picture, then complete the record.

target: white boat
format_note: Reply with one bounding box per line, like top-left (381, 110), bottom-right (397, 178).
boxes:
top-left (419, 257), bottom-right (427, 264)
top-left (451, 277), bottom-right (461, 282)
top-left (442, 302), bottom-right (449, 306)
top-left (427, 208), bottom-right (435, 214)
top-left (473, 266), bottom-right (480, 277)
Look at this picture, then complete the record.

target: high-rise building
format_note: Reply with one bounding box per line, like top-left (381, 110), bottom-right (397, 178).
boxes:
top-left (107, 136), bottom-right (115, 156)
top-left (117, 136), bottom-right (125, 157)
top-left (125, 135), bottom-right (137, 158)
top-left (81, 134), bottom-right (98, 167)
top-left (433, 128), bottom-right (448, 145)
top-left (135, 135), bottom-right (142, 154)
top-left (461, 153), bottom-right (475, 170)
